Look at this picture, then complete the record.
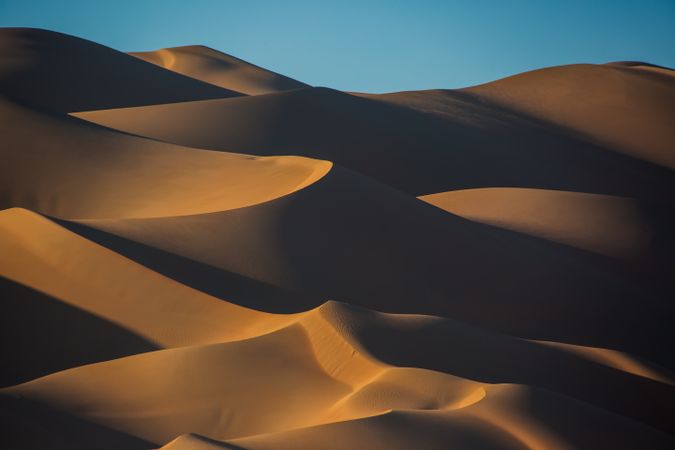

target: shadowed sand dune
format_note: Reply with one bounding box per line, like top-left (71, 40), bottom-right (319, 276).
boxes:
top-left (0, 275), bottom-right (158, 387)
top-left (0, 28), bottom-right (239, 113)
top-left (1, 28), bottom-right (674, 449)
top-left (0, 396), bottom-right (152, 450)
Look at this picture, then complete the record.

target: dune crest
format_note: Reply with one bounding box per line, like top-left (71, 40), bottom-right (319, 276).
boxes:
top-left (0, 97), bottom-right (331, 220)
top-left (419, 187), bottom-right (652, 258)
top-left (1, 28), bottom-right (674, 449)
top-left (464, 63), bottom-right (675, 169)
top-left (130, 45), bottom-right (309, 95)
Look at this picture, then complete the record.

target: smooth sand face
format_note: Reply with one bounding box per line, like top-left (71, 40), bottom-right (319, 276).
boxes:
top-left (0, 98), bottom-right (331, 219)
top-left (2, 28), bottom-right (675, 450)
top-left (129, 45), bottom-right (309, 95)
top-left (464, 63), bottom-right (675, 169)
top-left (419, 188), bottom-right (652, 258)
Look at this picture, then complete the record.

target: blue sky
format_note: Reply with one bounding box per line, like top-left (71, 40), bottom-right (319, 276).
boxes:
top-left (1, 0), bottom-right (673, 92)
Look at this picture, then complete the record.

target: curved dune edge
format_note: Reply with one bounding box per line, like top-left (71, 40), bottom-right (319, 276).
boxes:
top-left (71, 78), bottom-right (675, 202)
top-left (129, 45), bottom-right (309, 95)
top-left (0, 221), bottom-right (492, 442)
top-left (419, 187), bottom-right (653, 258)
top-left (0, 332), bottom-right (488, 446)
top-left (1, 97), bottom-right (332, 220)
top-left (0, 207), bottom-right (296, 351)
top-left (4, 345), bottom-right (673, 450)
top-left (218, 386), bottom-right (675, 450)
top-left (5, 307), bottom-right (673, 449)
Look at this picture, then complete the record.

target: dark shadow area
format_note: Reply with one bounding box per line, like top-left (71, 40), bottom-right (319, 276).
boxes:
top-left (633, 200), bottom-right (675, 283)
top-left (513, 385), bottom-right (675, 449)
top-left (52, 165), bottom-right (675, 370)
top-left (271, 168), bottom-right (675, 369)
top-left (55, 219), bottom-right (323, 314)
top-left (0, 276), bottom-right (158, 387)
top-left (0, 395), bottom-right (153, 450)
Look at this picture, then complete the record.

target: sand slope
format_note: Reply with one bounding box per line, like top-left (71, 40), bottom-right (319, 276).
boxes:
top-left (1, 28), bottom-right (674, 449)
top-left (419, 188), bottom-right (652, 258)
top-left (64, 167), bottom-right (675, 372)
top-left (0, 28), bottom-right (237, 112)
top-left (73, 81), bottom-right (675, 200)
top-left (465, 63), bottom-right (675, 169)
top-left (130, 45), bottom-right (308, 94)
top-left (0, 97), bottom-right (331, 219)
top-left (3, 299), bottom-right (674, 446)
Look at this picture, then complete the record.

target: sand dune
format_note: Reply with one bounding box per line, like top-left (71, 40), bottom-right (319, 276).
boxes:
top-left (220, 386), bottom-right (675, 450)
top-left (464, 63), bottom-right (675, 169)
top-left (130, 45), bottom-right (308, 94)
top-left (3, 300), bottom-right (674, 446)
top-left (0, 97), bottom-right (331, 219)
top-left (64, 167), bottom-right (675, 370)
top-left (0, 208), bottom-right (299, 386)
top-left (1, 28), bottom-right (674, 449)
top-left (0, 28), bottom-right (237, 112)
top-left (419, 188), bottom-right (652, 258)
top-left (73, 84), bottom-right (675, 199)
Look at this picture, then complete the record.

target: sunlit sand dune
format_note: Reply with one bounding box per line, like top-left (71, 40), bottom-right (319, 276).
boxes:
top-left (1, 28), bottom-right (674, 449)
top-left (0, 207), bottom-right (299, 386)
top-left (419, 188), bottom-right (652, 258)
top-left (465, 63), bottom-right (675, 169)
top-left (0, 98), bottom-right (331, 219)
top-left (130, 45), bottom-right (308, 94)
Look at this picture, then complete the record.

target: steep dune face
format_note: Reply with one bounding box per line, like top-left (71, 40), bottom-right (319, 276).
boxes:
top-left (1, 28), bottom-right (674, 450)
top-left (130, 45), bottom-right (308, 94)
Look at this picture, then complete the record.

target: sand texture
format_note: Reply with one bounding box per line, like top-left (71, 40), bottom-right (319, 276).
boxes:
top-left (1, 28), bottom-right (674, 450)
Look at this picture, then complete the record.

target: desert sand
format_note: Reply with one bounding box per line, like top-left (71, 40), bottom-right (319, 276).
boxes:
top-left (1, 28), bottom-right (674, 449)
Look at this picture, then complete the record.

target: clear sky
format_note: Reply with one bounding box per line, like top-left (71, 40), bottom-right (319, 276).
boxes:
top-left (1, 0), bottom-right (673, 93)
